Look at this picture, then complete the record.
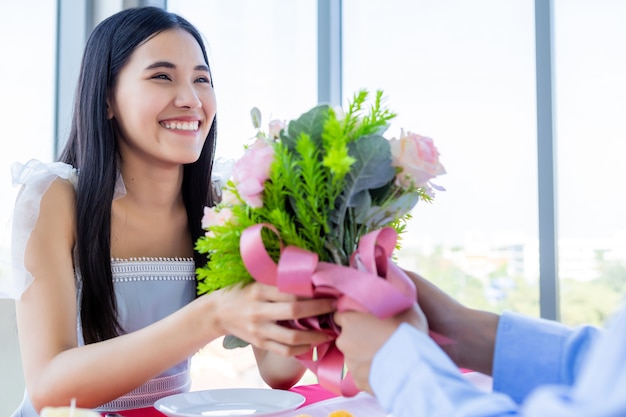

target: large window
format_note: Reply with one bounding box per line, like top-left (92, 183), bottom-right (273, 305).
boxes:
top-left (554, 0), bottom-right (626, 326)
top-left (343, 0), bottom-right (540, 316)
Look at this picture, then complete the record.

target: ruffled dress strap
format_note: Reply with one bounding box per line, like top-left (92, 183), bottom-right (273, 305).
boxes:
top-left (0, 159), bottom-right (78, 299)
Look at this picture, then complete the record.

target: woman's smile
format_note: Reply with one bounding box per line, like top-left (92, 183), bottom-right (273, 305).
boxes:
top-left (159, 120), bottom-right (200, 131)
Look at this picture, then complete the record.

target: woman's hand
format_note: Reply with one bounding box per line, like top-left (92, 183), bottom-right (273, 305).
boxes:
top-left (334, 305), bottom-right (427, 393)
top-left (210, 282), bottom-right (335, 356)
top-left (209, 282), bottom-right (336, 390)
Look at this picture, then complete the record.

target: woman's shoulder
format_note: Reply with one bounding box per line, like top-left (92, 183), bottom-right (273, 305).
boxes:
top-left (12, 159), bottom-right (78, 225)
top-left (40, 175), bottom-right (77, 220)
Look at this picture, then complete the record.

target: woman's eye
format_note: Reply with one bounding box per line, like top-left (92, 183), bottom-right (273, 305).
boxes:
top-left (152, 74), bottom-right (171, 81)
top-left (195, 76), bottom-right (210, 83)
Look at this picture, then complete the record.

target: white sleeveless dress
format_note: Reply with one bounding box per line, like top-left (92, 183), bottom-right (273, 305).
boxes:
top-left (5, 160), bottom-right (197, 416)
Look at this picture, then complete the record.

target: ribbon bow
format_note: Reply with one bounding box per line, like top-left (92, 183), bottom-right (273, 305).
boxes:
top-left (240, 224), bottom-right (417, 396)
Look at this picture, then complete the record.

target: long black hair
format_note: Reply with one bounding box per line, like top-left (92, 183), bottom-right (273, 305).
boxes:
top-left (58, 7), bottom-right (216, 344)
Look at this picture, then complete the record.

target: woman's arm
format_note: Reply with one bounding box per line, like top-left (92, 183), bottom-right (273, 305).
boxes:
top-left (252, 348), bottom-right (308, 389)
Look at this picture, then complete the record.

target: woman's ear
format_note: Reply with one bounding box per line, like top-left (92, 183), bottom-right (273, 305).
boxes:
top-left (106, 98), bottom-right (114, 120)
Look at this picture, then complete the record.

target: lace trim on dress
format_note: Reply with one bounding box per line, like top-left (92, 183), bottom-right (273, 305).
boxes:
top-left (111, 258), bottom-right (196, 282)
top-left (111, 256), bottom-right (194, 262)
top-left (95, 370), bottom-right (191, 411)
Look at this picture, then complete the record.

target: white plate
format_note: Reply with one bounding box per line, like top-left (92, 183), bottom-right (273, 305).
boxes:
top-left (153, 388), bottom-right (306, 417)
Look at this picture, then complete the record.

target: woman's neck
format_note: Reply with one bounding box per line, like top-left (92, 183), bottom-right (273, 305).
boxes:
top-left (118, 162), bottom-right (184, 212)
top-left (110, 161), bottom-right (191, 259)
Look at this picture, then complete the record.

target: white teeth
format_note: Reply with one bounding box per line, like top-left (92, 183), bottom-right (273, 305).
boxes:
top-left (161, 121), bottom-right (199, 131)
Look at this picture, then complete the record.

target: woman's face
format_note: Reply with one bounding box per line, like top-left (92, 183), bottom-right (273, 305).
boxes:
top-left (108, 28), bottom-right (216, 167)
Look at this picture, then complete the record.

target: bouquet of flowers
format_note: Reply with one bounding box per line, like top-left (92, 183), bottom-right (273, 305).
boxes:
top-left (196, 89), bottom-right (445, 394)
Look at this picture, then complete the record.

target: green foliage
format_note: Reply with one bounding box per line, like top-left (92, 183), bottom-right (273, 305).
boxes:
top-left (322, 108), bottom-right (356, 179)
top-left (345, 90), bottom-right (396, 141)
top-left (343, 90), bottom-right (397, 141)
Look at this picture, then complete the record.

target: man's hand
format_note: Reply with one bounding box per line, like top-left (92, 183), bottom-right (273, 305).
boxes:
top-left (334, 304), bottom-right (428, 393)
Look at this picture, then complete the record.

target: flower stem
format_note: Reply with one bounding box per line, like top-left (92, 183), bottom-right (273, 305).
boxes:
top-left (324, 240), bottom-right (347, 265)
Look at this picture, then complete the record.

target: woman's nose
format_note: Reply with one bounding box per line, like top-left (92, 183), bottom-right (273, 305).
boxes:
top-left (174, 84), bottom-right (201, 109)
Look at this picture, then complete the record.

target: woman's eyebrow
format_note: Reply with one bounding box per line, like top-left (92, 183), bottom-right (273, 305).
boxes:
top-left (144, 61), bottom-right (210, 72)
top-left (145, 61), bottom-right (175, 70)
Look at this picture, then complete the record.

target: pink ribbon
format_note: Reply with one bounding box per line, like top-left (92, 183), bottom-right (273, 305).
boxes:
top-left (240, 224), bottom-right (417, 396)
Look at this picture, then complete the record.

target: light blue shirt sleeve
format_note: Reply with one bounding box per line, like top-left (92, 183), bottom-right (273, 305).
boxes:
top-left (369, 304), bottom-right (626, 417)
top-left (492, 311), bottom-right (599, 403)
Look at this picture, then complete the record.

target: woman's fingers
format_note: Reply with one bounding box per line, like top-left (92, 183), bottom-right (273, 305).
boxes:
top-left (244, 283), bottom-right (336, 320)
top-left (241, 320), bottom-right (332, 356)
top-left (245, 282), bottom-right (296, 302)
top-left (261, 297), bottom-right (336, 321)
top-left (256, 339), bottom-right (316, 357)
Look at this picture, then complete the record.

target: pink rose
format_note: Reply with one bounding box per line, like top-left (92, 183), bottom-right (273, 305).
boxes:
top-left (268, 119), bottom-right (285, 139)
top-left (232, 138), bottom-right (275, 208)
top-left (201, 206), bottom-right (234, 229)
top-left (389, 131), bottom-right (445, 189)
top-left (201, 206), bottom-right (234, 236)
top-left (220, 188), bottom-right (239, 206)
